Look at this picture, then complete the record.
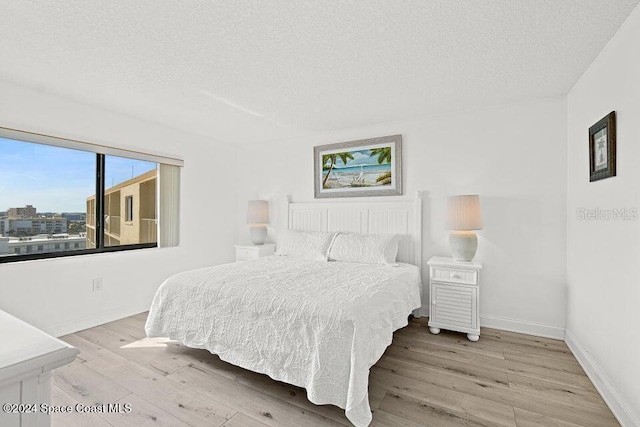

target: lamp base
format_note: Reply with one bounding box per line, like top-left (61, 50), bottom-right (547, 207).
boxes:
top-left (249, 225), bottom-right (267, 245)
top-left (449, 231), bottom-right (478, 262)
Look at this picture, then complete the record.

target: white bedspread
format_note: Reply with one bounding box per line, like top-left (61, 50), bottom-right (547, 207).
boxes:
top-left (145, 256), bottom-right (422, 426)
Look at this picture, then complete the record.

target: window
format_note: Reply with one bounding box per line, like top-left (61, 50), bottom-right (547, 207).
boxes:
top-left (98, 155), bottom-right (157, 247)
top-left (125, 196), bottom-right (134, 222)
top-left (0, 137), bottom-right (92, 259)
top-left (0, 127), bottom-right (182, 263)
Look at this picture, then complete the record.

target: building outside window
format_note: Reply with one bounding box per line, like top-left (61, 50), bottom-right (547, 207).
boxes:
top-left (87, 160), bottom-right (157, 248)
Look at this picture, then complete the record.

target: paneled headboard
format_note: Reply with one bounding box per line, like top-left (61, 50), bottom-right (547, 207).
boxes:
top-left (287, 193), bottom-right (423, 267)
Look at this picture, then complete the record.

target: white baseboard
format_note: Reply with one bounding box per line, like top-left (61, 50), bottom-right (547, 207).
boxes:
top-left (479, 314), bottom-right (565, 340)
top-left (565, 330), bottom-right (639, 427)
top-left (42, 300), bottom-right (151, 338)
top-left (417, 308), bottom-right (565, 340)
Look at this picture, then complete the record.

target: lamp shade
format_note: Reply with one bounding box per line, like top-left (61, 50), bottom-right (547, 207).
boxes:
top-left (246, 200), bottom-right (269, 225)
top-left (446, 195), bottom-right (483, 231)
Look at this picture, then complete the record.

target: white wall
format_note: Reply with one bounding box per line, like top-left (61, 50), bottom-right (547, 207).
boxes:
top-left (0, 79), bottom-right (238, 336)
top-left (237, 97), bottom-right (568, 338)
top-left (566, 4), bottom-right (640, 425)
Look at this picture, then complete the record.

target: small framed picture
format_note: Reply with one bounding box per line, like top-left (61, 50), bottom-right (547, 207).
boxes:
top-left (313, 135), bottom-right (402, 198)
top-left (589, 111), bottom-right (616, 182)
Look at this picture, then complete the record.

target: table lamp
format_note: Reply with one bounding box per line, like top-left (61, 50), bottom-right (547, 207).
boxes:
top-left (247, 200), bottom-right (269, 245)
top-left (446, 195), bottom-right (483, 262)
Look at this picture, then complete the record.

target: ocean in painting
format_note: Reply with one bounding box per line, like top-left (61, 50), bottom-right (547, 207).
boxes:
top-left (323, 162), bottom-right (392, 189)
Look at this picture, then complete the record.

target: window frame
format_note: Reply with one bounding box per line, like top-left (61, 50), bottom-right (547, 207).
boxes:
top-left (0, 132), bottom-right (161, 264)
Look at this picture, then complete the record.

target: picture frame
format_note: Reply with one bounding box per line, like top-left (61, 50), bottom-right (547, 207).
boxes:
top-left (314, 135), bottom-right (402, 198)
top-left (589, 111), bottom-right (616, 182)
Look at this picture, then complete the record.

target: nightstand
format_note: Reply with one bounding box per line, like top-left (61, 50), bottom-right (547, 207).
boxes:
top-left (234, 243), bottom-right (275, 262)
top-left (427, 256), bottom-right (483, 341)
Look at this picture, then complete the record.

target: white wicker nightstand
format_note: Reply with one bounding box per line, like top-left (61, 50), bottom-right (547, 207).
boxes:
top-left (427, 256), bottom-right (483, 341)
top-left (234, 243), bottom-right (275, 262)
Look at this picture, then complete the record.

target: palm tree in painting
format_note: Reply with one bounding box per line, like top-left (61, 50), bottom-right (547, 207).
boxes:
top-left (322, 152), bottom-right (354, 188)
top-left (369, 147), bottom-right (392, 164)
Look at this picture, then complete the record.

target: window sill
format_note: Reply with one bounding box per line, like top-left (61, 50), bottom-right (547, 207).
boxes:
top-left (0, 243), bottom-right (158, 265)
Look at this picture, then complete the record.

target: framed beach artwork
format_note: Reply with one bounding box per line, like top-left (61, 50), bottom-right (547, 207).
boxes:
top-left (314, 135), bottom-right (402, 198)
top-left (589, 111), bottom-right (616, 182)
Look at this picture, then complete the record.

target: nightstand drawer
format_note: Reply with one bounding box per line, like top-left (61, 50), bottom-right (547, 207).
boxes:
top-left (236, 248), bottom-right (258, 260)
top-left (432, 267), bottom-right (477, 285)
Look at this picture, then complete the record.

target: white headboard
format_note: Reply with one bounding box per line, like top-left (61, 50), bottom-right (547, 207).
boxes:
top-left (287, 193), bottom-right (423, 267)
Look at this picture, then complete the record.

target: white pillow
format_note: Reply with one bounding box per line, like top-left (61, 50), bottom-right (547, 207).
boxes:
top-left (328, 232), bottom-right (401, 264)
top-left (275, 229), bottom-right (336, 261)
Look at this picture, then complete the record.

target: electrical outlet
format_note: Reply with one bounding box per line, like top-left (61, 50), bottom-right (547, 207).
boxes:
top-left (92, 278), bottom-right (103, 292)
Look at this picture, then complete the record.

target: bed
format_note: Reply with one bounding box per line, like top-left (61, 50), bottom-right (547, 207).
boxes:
top-left (145, 197), bottom-right (424, 426)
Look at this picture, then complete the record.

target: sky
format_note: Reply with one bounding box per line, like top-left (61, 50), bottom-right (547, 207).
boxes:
top-left (0, 137), bottom-right (156, 213)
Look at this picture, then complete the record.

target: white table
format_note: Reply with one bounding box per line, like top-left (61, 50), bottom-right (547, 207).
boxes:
top-left (427, 256), bottom-right (483, 341)
top-left (0, 309), bottom-right (79, 427)
top-left (234, 243), bottom-right (276, 262)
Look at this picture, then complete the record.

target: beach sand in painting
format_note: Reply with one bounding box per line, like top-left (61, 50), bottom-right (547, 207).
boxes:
top-left (323, 166), bottom-right (392, 189)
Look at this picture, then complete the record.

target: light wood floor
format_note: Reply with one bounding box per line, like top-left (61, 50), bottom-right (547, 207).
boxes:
top-left (51, 314), bottom-right (619, 427)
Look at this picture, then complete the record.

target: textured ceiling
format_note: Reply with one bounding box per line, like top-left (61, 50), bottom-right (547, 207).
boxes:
top-left (1, 1), bottom-right (638, 145)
